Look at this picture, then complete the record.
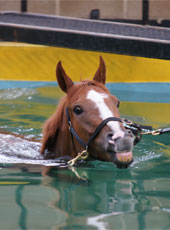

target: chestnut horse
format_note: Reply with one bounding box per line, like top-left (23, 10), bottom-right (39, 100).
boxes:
top-left (41, 57), bottom-right (135, 169)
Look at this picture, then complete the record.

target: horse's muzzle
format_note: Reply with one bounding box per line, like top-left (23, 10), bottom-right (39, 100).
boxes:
top-left (106, 129), bottom-right (135, 169)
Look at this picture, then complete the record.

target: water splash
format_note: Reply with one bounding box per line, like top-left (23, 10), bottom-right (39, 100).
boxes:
top-left (0, 134), bottom-right (68, 167)
top-left (0, 88), bottom-right (37, 100)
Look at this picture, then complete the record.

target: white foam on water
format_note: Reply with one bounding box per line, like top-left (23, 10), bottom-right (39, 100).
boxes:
top-left (0, 134), bottom-right (68, 167)
top-left (131, 150), bottom-right (162, 168)
top-left (0, 88), bottom-right (37, 100)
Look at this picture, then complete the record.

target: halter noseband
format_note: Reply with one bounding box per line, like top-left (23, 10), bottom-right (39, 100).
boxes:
top-left (65, 107), bottom-right (148, 151)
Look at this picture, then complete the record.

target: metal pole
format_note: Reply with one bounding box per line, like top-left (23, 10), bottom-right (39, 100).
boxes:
top-left (142, 0), bottom-right (149, 25)
top-left (21, 0), bottom-right (27, 13)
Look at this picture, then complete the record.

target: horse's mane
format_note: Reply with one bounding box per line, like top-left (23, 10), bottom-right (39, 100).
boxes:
top-left (40, 96), bottom-right (68, 155)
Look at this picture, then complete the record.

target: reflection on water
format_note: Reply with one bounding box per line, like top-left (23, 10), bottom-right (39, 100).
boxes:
top-left (0, 85), bottom-right (170, 229)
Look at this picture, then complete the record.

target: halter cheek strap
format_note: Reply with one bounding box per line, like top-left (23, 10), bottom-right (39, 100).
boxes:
top-left (66, 108), bottom-right (87, 149)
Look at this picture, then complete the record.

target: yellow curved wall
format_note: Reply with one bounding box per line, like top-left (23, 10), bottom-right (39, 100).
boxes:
top-left (0, 42), bottom-right (170, 82)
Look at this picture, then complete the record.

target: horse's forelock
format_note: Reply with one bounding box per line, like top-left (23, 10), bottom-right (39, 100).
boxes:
top-left (67, 80), bottom-right (109, 99)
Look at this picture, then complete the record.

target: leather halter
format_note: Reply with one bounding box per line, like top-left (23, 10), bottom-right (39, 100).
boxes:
top-left (65, 107), bottom-right (146, 150)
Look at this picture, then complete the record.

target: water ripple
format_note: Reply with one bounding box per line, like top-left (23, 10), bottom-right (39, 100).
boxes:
top-left (0, 88), bottom-right (37, 100)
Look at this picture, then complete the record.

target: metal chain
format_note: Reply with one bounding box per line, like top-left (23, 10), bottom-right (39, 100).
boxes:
top-left (68, 150), bottom-right (89, 166)
top-left (141, 129), bottom-right (161, 135)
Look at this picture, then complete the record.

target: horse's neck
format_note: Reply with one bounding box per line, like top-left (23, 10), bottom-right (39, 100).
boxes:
top-left (55, 119), bottom-right (77, 158)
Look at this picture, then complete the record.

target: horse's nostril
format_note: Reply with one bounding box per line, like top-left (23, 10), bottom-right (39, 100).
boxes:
top-left (107, 132), bottom-right (114, 140)
top-left (125, 129), bottom-right (133, 137)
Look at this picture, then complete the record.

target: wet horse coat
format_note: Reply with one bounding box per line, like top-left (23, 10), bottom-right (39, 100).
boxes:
top-left (41, 57), bottom-right (135, 168)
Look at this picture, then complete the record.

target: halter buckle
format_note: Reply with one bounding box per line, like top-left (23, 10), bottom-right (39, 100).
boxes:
top-left (122, 118), bottom-right (133, 125)
top-left (68, 122), bottom-right (72, 130)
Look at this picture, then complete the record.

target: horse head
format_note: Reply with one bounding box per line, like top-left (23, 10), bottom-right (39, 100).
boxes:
top-left (41, 56), bottom-right (135, 169)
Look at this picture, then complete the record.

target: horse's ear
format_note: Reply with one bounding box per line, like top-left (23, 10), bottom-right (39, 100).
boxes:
top-left (56, 61), bottom-right (74, 93)
top-left (93, 56), bottom-right (106, 85)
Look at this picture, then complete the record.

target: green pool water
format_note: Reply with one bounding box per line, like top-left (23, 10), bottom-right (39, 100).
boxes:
top-left (0, 83), bottom-right (170, 230)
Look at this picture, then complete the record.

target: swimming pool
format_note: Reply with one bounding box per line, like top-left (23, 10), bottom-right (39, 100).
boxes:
top-left (0, 82), bottom-right (170, 229)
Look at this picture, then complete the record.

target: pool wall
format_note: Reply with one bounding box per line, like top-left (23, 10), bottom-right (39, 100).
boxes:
top-left (0, 42), bottom-right (170, 83)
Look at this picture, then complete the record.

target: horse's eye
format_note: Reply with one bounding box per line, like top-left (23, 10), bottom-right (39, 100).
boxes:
top-left (117, 101), bottom-right (120, 108)
top-left (73, 106), bottom-right (83, 115)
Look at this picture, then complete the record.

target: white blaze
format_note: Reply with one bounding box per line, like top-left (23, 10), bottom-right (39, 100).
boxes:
top-left (87, 89), bottom-right (124, 139)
